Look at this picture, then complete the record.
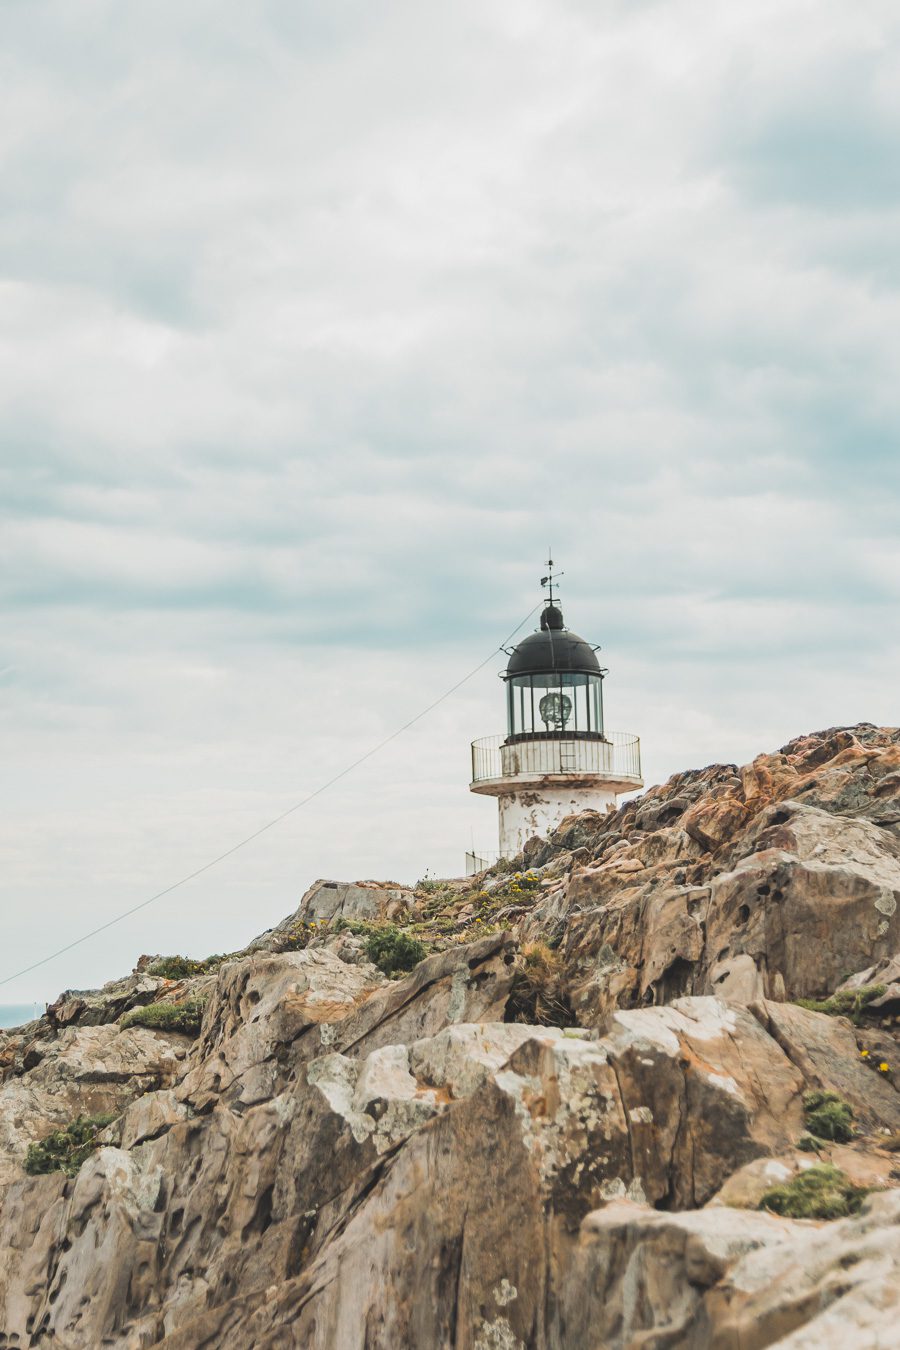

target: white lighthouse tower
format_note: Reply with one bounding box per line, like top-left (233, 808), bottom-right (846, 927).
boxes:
top-left (469, 564), bottom-right (643, 864)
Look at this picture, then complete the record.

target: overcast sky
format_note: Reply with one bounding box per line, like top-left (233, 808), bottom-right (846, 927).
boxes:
top-left (2, 0), bottom-right (899, 1003)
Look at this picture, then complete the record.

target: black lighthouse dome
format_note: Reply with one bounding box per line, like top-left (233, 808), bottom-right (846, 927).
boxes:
top-left (505, 603), bottom-right (602, 679)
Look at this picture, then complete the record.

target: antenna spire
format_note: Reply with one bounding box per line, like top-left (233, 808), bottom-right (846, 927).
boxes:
top-left (540, 554), bottom-right (564, 607)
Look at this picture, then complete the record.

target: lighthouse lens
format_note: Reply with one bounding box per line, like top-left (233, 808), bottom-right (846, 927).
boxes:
top-left (538, 692), bottom-right (572, 730)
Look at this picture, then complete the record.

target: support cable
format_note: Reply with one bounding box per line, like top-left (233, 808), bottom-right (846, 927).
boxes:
top-left (0, 606), bottom-right (540, 991)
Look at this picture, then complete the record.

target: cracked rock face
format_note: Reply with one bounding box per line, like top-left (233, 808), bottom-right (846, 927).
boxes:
top-left (1, 724), bottom-right (900, 1347)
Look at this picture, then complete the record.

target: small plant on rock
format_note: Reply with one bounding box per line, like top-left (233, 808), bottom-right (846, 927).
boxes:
top-left (121, 999), bottom-right (206, 1036)
top-left (758, 1164), bottom-right (870, 1220)
top-left (148, 954), bottom-right (226, 980)
top-left (363, 926), bottom-right (427, 978)
top-left (793, 985), bottom-right (886, 1024)
top-left (278, 921), bottom-right (322, 952)
top-left (24, 1114), bottom-right (117, 1177)
top-left (859, 1048), bottom-right (893, 1081)
top-left (489, 856), bottom-right (517, 875)
top-left (505, 941), bottom-right (571, 1028)
top-left (802, 1090), bottom-right (855, 1144)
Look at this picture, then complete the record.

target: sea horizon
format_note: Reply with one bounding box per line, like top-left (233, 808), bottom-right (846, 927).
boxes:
top-left (0, 1004), bottom-right (43, 1030)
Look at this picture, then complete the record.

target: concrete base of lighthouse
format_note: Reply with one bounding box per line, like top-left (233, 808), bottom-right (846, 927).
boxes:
top-left (496, 780), bottom-right (617, 857)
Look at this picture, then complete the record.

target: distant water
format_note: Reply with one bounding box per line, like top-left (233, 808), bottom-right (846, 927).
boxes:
top-left (0, 1004), bottom-right (42, 1029)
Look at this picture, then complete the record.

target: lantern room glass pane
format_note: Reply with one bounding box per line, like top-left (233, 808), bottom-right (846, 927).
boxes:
top-left (506, 672), bottom-right (605, 738)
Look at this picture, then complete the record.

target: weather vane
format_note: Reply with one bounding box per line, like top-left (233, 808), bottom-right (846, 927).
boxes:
top-left (540, 554), bottom-right (563, 606)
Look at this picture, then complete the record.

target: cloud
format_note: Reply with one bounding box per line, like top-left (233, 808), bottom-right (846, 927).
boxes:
top-left (1, 0), bottom-right (898, 998)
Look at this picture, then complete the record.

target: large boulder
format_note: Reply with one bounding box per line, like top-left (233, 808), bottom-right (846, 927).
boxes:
top-left (250, 879), bottom-right (418, 949)
top-left (560, 1190), bottom-right (900, 1349)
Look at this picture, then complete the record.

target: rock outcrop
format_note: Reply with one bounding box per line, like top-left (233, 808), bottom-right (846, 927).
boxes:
top-left (0, 723), bottom-right (899, 1347)
top-left (524, 723), bottom-right (900, 1019)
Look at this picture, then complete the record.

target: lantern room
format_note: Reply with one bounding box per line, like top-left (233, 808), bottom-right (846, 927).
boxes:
top-left (504, 601), bottom-right (605, 740)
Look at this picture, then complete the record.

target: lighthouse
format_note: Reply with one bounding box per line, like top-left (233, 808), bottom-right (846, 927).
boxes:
top-left (469, 564), bottom-right (643, 864)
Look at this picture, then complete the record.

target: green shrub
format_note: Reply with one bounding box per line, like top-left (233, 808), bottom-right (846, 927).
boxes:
top-left (148, 954), bottom-right (225, 979)
top-left (794, 985), bottom-right (886, 1023)
top-left (758, 1165), bottom-right (870, 1220)
top-left (121, 1000), bottom-right (206, 1036)
top-left (803, 1090), bottom-right (855, 1143)
top-left (148, 956), bottom-right (205, 979)
top-left (24, 1114), bottom-right (117, 1177)
top-left (363, 926), bottom-right (427, 978)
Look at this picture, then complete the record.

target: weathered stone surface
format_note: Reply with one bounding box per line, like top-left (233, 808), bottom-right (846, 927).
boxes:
top-left (177, 947), bottom-right (385, 1108)
top-left (308, 931), bottom-right (518, 1061)
top-left (114, 1089), bottom-right (189, 1152)
top-left (564, 1191), bottom-right (900, 1346)
top-left (307, 1042), bottom-right (440, 1154)
top-left (138, 1005), bottom-right (807, 1349)
top-left (559, 1199), bottom-right (797, 1347)
top-left (0, 1024), bottom-right (187, 1186)
top-left (2, 725), bottom-right (900, 1347)
top-left (409, 1021), bottom-right (563, 1099)
top-left (47, 971), bottom-right (168, 1028)
top-left (601, 997), bottom-right (806, 1207)
top-left (705, 1189), bottom-right (900, 1348)
top-left (0, 995), bottom-right (814, 1346)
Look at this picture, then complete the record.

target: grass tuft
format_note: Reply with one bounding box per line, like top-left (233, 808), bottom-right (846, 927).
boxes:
top-left (758, 1164), bottom-right (870, 1220)
top-left (505, 941), bottom-right (571, 1028)
top-left (803, 1090), bottom-right (855, 1144)
top-left (793, 985), bottom-right (886, 1024)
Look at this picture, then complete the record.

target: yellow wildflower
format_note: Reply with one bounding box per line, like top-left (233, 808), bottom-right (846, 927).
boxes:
top-left (861, 1049), bottom-right (870, 1058)
top-left (879, 1062), bottom-right (890, 1073)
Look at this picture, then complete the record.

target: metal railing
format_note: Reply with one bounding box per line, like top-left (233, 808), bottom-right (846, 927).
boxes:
top-left (470, 731), bottom-right (641, 785)
top-left (465, 850), bottom-right (499, 876)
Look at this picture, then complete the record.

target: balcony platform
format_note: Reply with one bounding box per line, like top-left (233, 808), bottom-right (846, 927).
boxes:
top-left (469, 732), bottom-right (643, 798)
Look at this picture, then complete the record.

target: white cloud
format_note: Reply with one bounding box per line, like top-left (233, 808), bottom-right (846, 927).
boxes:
top-left (1, 0), bottom-right (898, 999)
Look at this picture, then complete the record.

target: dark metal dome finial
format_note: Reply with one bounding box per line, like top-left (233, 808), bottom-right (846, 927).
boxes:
top-left (539, 553), bottom-right (566, 631)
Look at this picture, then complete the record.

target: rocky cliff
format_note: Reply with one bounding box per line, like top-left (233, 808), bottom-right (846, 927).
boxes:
top-left (1, 723), bottom-right (900, 1348)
